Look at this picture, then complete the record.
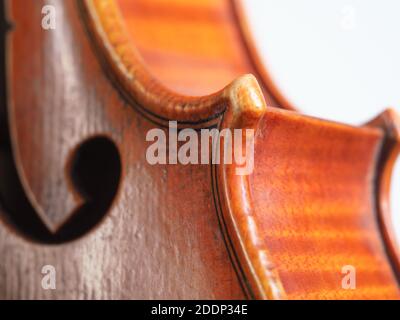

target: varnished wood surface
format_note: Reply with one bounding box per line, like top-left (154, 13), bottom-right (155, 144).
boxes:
top-left (214, 80), bottom-right (400, 298)
top-left (116, 0), bottom-right (255, 96)
top-left (1, 0), bottom-right (244, 299)
top-left (114, 0), bottom-right (282, 107)
top-left (0, 0), bottom-right (399, 300)
top-left (242, 110), bottom-right (398, 299)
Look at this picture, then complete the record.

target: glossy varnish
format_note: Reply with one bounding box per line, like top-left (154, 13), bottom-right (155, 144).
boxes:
top-left (0, 0), bottom-right (398, 299)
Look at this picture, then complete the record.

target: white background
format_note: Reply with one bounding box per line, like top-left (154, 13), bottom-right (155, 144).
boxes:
top-left (242, 0), bottom-right (400, 243)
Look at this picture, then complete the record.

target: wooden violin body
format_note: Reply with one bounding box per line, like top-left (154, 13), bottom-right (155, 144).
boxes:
top-left (0, 0), bottom-right (399, 299)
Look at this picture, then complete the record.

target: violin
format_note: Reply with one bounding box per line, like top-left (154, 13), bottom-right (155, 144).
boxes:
top-left (0, 0), bottom-right (398, 300)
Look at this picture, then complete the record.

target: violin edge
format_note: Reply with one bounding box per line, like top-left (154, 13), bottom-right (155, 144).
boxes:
top-left (366, 109), bottom-right (400, 285)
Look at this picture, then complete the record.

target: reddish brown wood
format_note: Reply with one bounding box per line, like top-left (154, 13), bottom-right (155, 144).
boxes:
top-left (0, 0), bottom-right (399, 300)
top-left (217, 106), bottom-right (400, 299)
top-left (1, 0), bottom-right (244, 299)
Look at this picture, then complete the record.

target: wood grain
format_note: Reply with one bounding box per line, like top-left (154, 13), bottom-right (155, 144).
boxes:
top-left (216, 107), bottom-right (400, 299)
top-left (0, 0), bottom-right (398, 300)
top-left (1, 0), bottom-right (244, 299)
